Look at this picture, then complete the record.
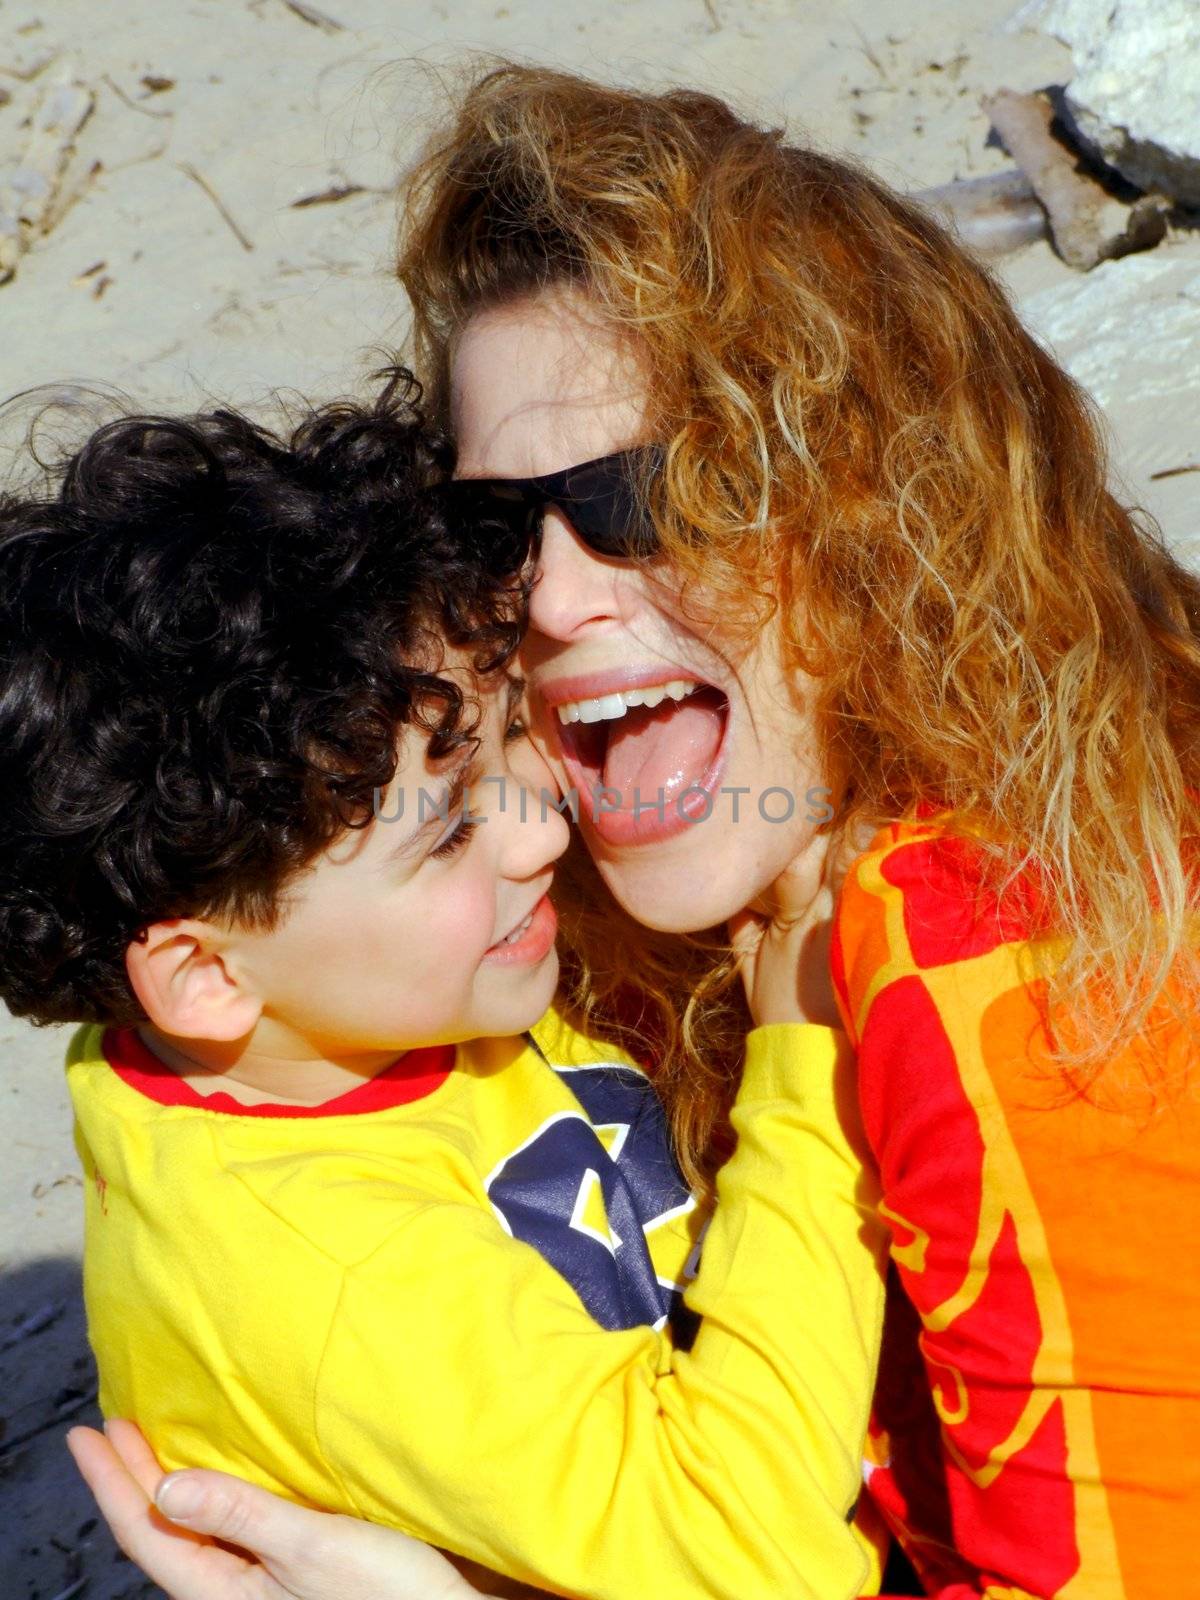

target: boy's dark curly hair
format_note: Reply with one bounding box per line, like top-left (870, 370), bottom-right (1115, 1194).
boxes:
top-left (0, 367), bottom-right (524, 1027)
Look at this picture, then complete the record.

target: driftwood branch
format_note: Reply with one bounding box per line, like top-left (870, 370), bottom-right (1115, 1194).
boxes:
top-left (912, 168), bottom-right (1047, 256)
top-left (981, 89), bottom-right (1168, 271)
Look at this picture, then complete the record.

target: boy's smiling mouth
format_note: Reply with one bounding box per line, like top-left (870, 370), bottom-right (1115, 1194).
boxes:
top-left (483, 893), bottom-right (559, 965)
top-left (540, 669), bottom-right (730, 846)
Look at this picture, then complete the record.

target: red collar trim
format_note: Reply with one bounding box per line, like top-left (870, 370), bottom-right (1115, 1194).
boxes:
top-left (103, 1028), bottom-right (454, 1117)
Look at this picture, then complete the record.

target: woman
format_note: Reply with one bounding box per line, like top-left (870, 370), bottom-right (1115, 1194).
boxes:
top-left (74, 66), bottom-right (1200, 1598)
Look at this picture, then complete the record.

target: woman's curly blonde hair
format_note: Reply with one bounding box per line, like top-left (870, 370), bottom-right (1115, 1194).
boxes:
top-left (398, 64), bottom-right (1200, 1188)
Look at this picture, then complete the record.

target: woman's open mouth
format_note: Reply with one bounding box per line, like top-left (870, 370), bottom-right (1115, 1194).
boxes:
top-left (547, 673), bottom-right (730, 846)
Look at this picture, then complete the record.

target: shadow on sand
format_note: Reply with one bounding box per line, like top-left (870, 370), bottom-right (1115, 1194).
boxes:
top-left (1, 1255), bottom-right (162, 1600)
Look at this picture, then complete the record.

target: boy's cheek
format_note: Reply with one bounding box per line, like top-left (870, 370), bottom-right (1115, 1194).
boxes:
top-left (416, 876), bottom-right (499, 965)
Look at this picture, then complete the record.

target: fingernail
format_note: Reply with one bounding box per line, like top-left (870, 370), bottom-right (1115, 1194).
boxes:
top-left (156, 1472), bottom-right (204, 1521)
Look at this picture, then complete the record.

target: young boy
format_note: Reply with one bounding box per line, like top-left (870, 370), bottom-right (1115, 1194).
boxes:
top-left (0, 372), bottom-right (884, 1600)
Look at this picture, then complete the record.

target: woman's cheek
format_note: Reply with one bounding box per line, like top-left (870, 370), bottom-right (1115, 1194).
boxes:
top-left (524, 699), bottom-right (570, 797)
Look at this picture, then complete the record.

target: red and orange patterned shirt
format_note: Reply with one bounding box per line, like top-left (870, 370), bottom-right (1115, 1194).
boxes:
top-left (832, 820), bottom-right (1200, 1599)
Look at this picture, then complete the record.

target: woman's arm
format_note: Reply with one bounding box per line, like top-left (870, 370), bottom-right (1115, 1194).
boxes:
top-left (68, 1420), bottom-right (499, 1600)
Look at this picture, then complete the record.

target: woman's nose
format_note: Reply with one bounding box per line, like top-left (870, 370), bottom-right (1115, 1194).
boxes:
top-left (527, 511), bottom-right (624, 643)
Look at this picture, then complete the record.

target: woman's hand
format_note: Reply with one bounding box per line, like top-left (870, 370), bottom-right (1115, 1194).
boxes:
top-left (728, 829), bottom-right (850, 1029)
top-left (67, 1421), bottom-right (498, 1600)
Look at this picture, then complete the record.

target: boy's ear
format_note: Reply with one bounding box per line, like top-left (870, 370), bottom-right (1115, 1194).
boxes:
top-left (125, 920), bottom-right (262, 1042)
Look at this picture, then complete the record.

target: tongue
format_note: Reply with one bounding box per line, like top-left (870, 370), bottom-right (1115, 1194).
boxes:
top-left (602, 694), bottom-right (724, 805)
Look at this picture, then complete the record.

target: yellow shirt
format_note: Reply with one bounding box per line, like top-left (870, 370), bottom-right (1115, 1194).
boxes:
top-left (69, 1009), bottom-right (885, 1599)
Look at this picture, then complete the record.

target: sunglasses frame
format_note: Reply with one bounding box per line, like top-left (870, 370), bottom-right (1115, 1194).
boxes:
top-left (445, 444), bottom-right (666, 575)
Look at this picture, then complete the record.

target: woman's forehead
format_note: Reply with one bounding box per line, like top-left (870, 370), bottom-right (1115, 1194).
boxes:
top-left (450, 292), bottom-right (648, 479)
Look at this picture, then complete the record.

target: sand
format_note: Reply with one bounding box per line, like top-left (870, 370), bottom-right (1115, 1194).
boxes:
top-left (2, 2), bottom-right (1198, 1595)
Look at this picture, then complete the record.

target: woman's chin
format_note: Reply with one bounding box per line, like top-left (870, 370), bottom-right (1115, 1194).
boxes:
top-left (592, 846), bottom-right (759, 934)
top-left (591, 810), bottom-right (821, 933)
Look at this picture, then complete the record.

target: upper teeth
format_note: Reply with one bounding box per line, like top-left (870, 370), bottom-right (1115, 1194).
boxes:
top-left (504, 910), bottom-right (535, 945)
top-left (556, 679), bottom-right (699, 725)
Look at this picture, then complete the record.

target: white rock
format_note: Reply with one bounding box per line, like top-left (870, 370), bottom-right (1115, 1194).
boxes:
top-left (1038, 0), bottom-right (1200, 205)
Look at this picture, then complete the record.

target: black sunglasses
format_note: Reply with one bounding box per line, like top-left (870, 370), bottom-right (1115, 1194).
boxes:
top-left (444, 444), bottom-right (665, 576)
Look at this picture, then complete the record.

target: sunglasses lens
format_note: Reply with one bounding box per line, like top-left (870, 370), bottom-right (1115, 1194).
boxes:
top-left (556, 448), bottom-right (662, 559)
top-left (446, 446), bottom-right (664, 572)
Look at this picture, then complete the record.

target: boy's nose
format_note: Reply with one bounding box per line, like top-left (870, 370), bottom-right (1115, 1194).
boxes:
top-left (503, 771), bottom-right (572, 880)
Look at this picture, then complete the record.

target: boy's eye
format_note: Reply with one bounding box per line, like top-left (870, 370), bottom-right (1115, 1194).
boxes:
top-left (505, 715), bottom-right (529, 743)
top-left (429, 810), bottom-right (481, 862)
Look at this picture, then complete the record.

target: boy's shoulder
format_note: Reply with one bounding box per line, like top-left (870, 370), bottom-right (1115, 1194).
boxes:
top-left (66, 1021), bottom-right (108, 1068)
top-left (65, 1022), bottom-right (127, 1112)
